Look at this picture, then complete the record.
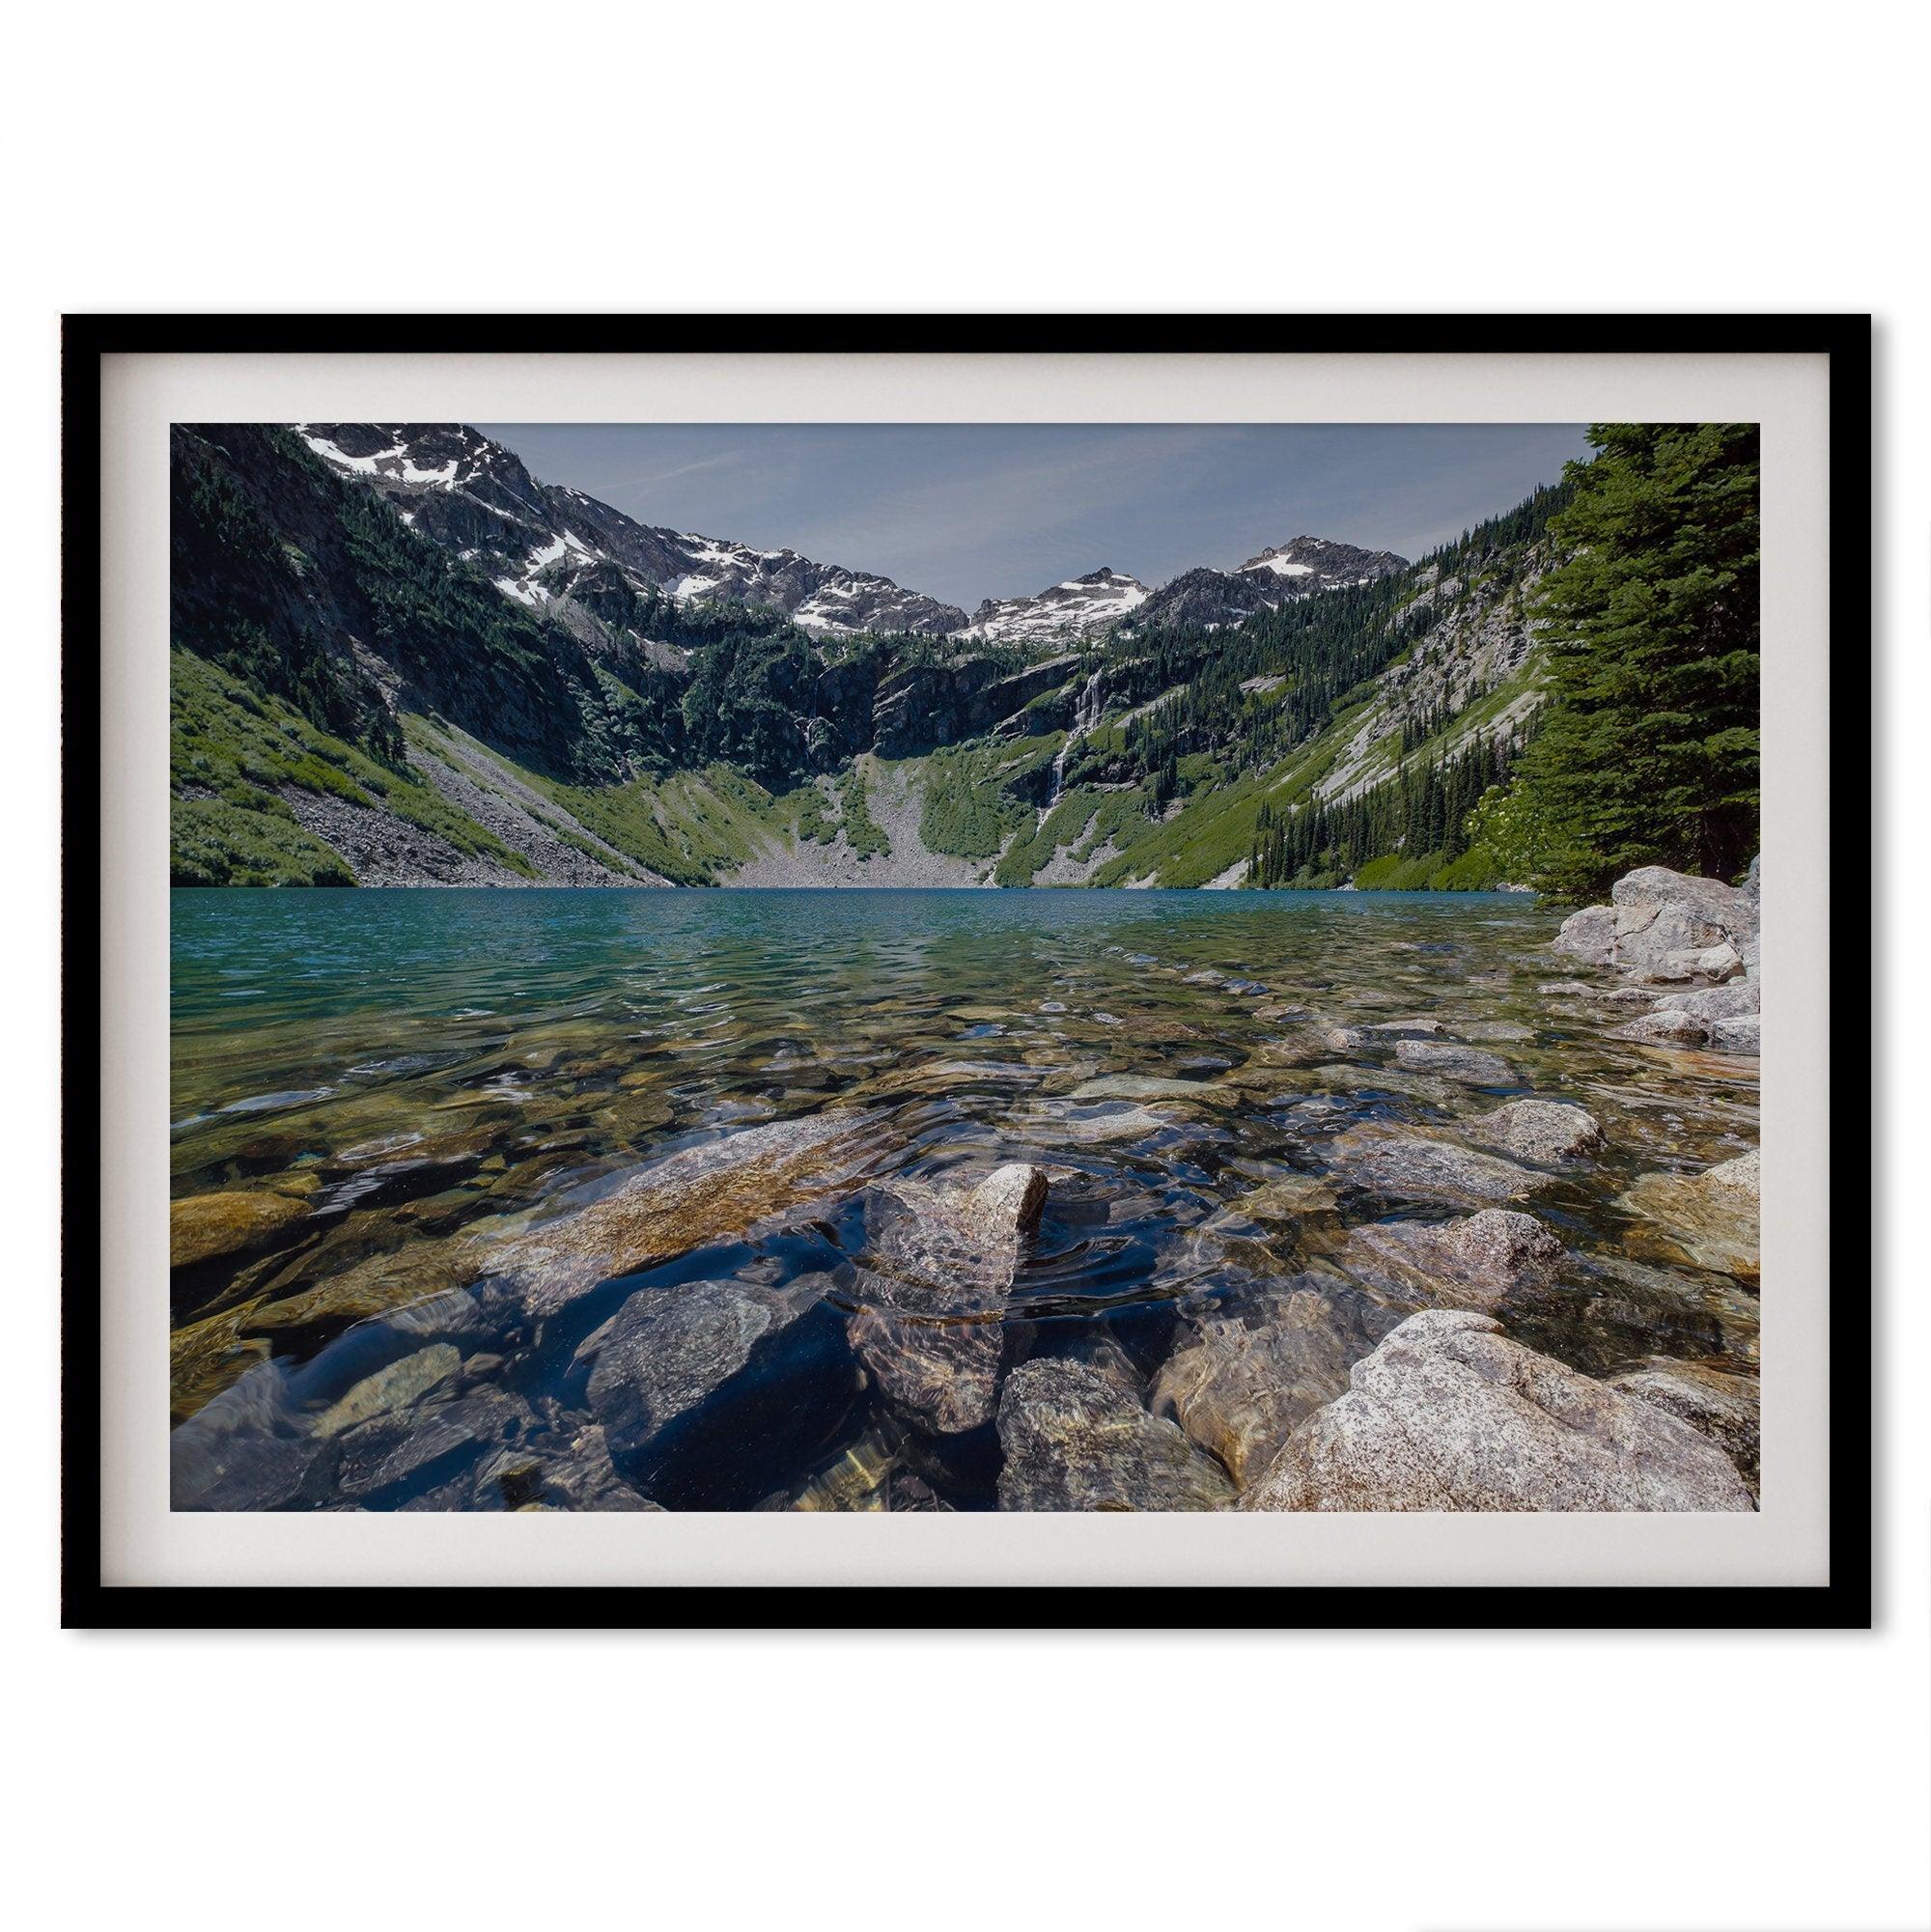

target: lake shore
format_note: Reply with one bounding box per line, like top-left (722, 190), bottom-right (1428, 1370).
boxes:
top-left (168, 876), bottom-right (1761, 1513)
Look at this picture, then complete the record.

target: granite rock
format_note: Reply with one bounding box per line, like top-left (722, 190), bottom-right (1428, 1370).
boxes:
top-left (1244, 1310), bottom-right (1754, 1512)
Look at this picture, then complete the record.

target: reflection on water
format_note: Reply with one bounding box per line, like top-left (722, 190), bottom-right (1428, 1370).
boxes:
top-left (169, 888), bottom-right (1759, 1511)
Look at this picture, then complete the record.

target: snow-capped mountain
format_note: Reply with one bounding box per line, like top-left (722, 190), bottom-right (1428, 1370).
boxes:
top-left (955, 568), bottom-right (1152, 646)
top-left (1126, 536), bottom-right (1410, 633)
top-left (952, 542), bottom-right (1408, 647)
top-left (296, 423), bottom-right (969, 637)
top-left (1235, 534), bottom-right (1410, 589)
top-left (296, 427), bottom-right (1406, 653)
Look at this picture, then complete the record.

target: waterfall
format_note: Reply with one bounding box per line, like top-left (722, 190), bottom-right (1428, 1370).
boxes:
top-left (1043, 667), bottom-right (1105, 817)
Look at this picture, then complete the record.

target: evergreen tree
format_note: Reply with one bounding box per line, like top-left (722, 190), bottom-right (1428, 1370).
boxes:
top-left (1506, 423), bottom-right (1760, 899)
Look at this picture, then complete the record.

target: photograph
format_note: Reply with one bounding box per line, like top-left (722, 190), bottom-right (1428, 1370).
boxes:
top-left (162, 409), bottom-right (1770, 1521)
top-left (16, 8), bottom-right (1919, 1925)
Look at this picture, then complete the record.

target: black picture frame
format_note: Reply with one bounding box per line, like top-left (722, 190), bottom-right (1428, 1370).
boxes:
top-left (63, 312), bottom-right (1873, 1631)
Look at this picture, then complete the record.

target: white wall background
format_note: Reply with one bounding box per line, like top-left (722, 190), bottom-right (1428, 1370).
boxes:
top-left (4, 5), bottom-right (1919, 1927)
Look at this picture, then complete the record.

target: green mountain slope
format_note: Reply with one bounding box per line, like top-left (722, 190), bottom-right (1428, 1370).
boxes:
top-left (169, 424), bottom-right (1573, 891)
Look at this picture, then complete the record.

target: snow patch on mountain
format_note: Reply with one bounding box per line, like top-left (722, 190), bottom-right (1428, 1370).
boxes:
top-left (957, 568), bottom-right (1151, 645)
top-left (298, 422), bottom-right (968, 637)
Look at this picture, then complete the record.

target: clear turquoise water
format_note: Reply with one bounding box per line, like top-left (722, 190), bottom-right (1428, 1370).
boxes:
top-left (169, 888), bottom-right (1759, 1510)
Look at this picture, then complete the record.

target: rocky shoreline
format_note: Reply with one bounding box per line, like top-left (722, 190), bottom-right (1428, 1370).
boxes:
top-left (170, 864), bottom-right (1762, 1513)
top-left (1552, 857), bottom-right (1760, 1053)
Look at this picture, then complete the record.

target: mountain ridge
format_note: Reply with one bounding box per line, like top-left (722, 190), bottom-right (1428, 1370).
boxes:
top-left (298, 422), bottom-right (1410, 648)
top-left (171, 422), bottom-right (1565, 893)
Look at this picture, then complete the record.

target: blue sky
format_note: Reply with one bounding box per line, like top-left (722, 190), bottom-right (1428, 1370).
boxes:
top-left (477, 423), bottom-right (1594, 612)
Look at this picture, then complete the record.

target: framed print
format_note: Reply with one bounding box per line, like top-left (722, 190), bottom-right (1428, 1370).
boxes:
top-left (66, 314), bottom-right (1870, 1627)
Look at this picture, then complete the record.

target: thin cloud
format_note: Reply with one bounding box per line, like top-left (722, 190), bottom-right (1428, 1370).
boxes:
top-left (603, 449), bottom-right (750, 490)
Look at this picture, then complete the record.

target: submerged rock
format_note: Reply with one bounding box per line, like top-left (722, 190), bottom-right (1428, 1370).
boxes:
top-left (773, 1429), bottom-right (900, 1512)
top-left (1326, 1126), bottom-right (1552, 1208)
top-left (1392, 1039), bottom-right (1519, 1085)
top-left (1310, 1063), bottom-right (1455, 1104)
top-left (1017, 1100), bottom-right (1174, 1145)
top-left (1152, 1278), bottom-right (1395, 1487)
top-left (1239, 1174), bottom-right (1342, 1223)
top-left (244, 1237), bottom-right (478, 1335)
top-left (309, 1344), bottom-right (462, 1438)
top-left (1607, 1008), bottom-right (1710, 1046)
top-left (461, 1421), bottom-right (666, 1513)
top-left (169, 1304), bottom-right (273, 1424)
top-left (850, 1272), bottom-right (1006, 1435)
top-left (849, 1058), bottom-right (1040, 1104)
top-left (1608, 1358), bottom-right (1761, 1499)
top-left (504, 1110), bottom-right (885, 1313)
top-left (1617, 1148), bottom-right (1760, 1280)
top-left (1469, 1099), bottom-right (1605, 1163)
top-left (997, 1358), bottom-right (1236, 1511)
top-left (170, 1188), bottom-right (311, 1270)
top-left (1244, 1309), bottom-right (1754, 1512)
top-left (1333, 1209), bottom-right (1565, 1311)
top-left (170, 1361), bottom-right (327, 1511)
top-left (1455, 1020), bottom-right (1535, 1043)
top-left (334, 1384), bottom-right (538, 1501)
top-left (1068, 1075), bottom-right (1231, 1106)
top-left (847, 1162), bottom-right (1049, 1436)
top-left (585, 1276), bottom-right (823, 1463)
top-left (1243, 1035), bottom-right (1334, 1072)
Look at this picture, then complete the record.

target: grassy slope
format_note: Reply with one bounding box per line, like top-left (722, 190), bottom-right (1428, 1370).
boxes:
top-left (916, 735), bottom-right (1061, 860)
top-left (170, 650), bottom-right (538, 885)
top-left (172, 649), bottom-right (817, 890)
top-left (524, 761), bottom-right (790, 886)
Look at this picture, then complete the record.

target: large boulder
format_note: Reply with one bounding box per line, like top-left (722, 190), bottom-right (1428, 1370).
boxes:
top-left (1608, 1358), bottom-right (1760, 1500)
top-left (1612, 864), bottom-right (1750, 939)
top-left (1653, 982), bottom-right (1760, 1022)
top-left (1709, 1015), bottom-right (1761, 1055)
top-left (1552, 904), bottom-right (1617, 966)
top-left (997, 1358), bottom-right (1236, 1511)
top-left (1551, 864), bottom-right (1760, 987)
top-left (1244, 1310), bottom-right (1754, 1512)
top-left (1609, 866), bottom-right (1758, 981)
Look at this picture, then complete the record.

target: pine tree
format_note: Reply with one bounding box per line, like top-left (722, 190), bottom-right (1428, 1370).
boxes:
top-left (1506, 423), bottom-right (1759, 899)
